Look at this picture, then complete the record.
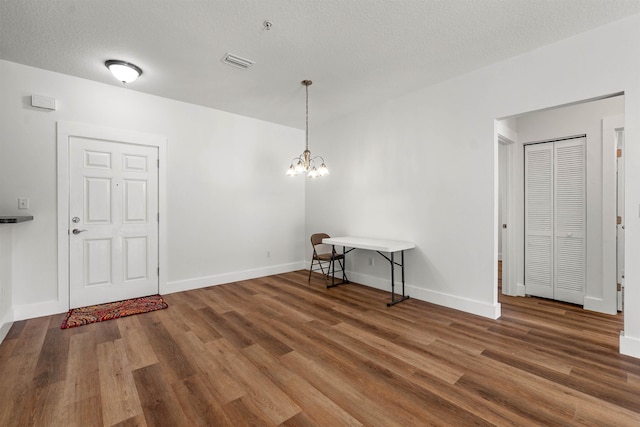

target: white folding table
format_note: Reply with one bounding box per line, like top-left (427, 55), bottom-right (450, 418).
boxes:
top-left (322, 236), bottom-right (415, 306)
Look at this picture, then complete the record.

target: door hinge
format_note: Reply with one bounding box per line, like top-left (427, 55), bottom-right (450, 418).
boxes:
top-left (617, 216), bottom-right (622, 225)
top-left (157, 212), bottom-right (160, 222)
top-left (157, 267), bottom-right (160, 276)
top-left (617, 148), bottom-right (622, 158)
top-left (157, 158), bottom-right (160, 167)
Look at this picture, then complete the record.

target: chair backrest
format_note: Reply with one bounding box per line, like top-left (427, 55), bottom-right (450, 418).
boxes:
top-left (310, 233), bottom-right (331, 256)
top-left (310, 233), bottom-right (330, 246)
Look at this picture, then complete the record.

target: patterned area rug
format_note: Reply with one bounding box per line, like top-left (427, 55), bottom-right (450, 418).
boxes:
top-left (61, 294), bottom-right (168, 329)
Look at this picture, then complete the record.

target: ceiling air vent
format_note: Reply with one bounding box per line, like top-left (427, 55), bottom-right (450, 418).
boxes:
top-left (221, 53), bottom-right (255, 70)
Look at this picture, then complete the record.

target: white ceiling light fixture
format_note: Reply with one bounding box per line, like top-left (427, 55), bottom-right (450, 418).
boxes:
top-left (287, 80), bottom-right (329, 178)
top-left (105, 60), bottom-right (143, 83)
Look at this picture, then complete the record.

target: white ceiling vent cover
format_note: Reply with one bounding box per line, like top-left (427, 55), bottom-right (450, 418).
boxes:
top-left (221, 53), bottom-right (255, 70)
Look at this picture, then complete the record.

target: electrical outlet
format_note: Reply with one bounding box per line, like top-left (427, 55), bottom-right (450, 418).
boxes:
top-left (18, 197), bottom-right (29, 210)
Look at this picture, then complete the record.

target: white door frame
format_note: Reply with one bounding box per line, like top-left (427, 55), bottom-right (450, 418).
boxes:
top-left (496, 121), bottom-right (520, 297)
top-left (57, 121), bottom-right (167, 309)
top-left (599, 115), bottom-right (624, 314)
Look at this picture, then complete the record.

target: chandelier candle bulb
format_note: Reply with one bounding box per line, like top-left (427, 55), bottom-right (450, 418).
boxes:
top-left (287, 80), bottom-right (329, 178)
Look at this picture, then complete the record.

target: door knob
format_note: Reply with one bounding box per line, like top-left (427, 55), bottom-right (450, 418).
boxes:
top-left (72, 229), bottom-right (87, 235)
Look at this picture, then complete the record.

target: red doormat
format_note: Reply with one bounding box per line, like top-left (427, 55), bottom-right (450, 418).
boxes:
top-left (61, 295), bottom-right (168, 329)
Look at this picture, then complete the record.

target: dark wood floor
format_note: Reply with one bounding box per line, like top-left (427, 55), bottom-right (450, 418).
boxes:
top-left (1, 270), bottom-right (640, 426)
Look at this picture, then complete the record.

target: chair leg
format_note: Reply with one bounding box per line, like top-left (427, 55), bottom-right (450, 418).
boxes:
top-left (324, 259), bottom-right (332, 284)
top-left (309, 258), bottom-right (329, 282)
top-left (318, 260), bottom-right (327, 276)
top-left (308, 259), bottom-right (313, 282)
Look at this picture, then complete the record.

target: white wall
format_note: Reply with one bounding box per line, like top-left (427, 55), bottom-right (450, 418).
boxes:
top-left (0, 59), bottom-right (306, 322)
top-left (306, 14), bottom-right (640, 357)
top-left (514, 96), bottom-right (624, 313)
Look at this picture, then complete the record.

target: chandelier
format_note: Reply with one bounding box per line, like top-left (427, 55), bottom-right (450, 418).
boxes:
top-left (287, 80), bottom-right (329, 178)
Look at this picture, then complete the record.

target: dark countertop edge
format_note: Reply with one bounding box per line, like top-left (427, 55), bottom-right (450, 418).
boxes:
top-left (0, 216), bottom-right (34, 224)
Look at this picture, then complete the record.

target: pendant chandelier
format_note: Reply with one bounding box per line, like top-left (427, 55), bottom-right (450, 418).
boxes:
top-left (287, 80), bottom-right (329, 178)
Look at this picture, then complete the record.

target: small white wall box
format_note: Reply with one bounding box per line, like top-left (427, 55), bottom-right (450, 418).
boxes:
top-left (31, 95), bottom-right (56, 110)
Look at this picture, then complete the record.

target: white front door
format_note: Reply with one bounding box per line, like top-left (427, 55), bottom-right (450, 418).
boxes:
top-left (69, 137), bottom-right (159, 308)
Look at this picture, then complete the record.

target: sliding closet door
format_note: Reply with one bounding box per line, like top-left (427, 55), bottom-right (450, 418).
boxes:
top-left (525, 137), bottom-right (585, 304)
top-left (525, 143), bottom-right (554, 299)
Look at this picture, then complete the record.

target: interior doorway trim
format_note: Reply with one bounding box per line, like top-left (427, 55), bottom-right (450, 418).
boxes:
top-left (593, 115), bottom-right (624, 314)
top-left (56, 121), bottom-right (167, 310)
top-left (497, 127), bottom-right (519, 297)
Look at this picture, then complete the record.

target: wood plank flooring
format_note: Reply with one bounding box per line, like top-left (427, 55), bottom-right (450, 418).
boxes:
top-left (1, 270), bottom-right (640, 426)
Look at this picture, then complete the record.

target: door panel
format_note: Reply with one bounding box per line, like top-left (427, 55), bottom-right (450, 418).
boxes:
top-left (124, 236), bottom-right (148, 281)
top-left (124, 179), bottom-right (148, 222)
top-left (525, 144), bottom-right (554, 299)
top-left (85, 177), bottom-right (112, 223)
top-left (69, 137), bottom-right (158, 308)
top-left (84, 238), bottom-right (113, 286)
top-left (554, 138), bottom-right (585, 304)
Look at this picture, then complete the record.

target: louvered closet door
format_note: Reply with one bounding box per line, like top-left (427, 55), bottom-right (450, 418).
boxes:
top-left (553, 138), bottom-right (585, 304)
top-left (525, 137), bottom-right (585, 304)
top-left (525, 143), bottom-right (554, 299)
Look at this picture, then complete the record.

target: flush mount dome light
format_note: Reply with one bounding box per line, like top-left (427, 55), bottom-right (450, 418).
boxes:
top-left (105, 60), bottom-right (143, 83)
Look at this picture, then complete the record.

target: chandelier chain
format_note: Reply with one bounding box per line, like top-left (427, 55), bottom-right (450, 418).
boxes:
top-left (305, 81), bottom-right (310, 151)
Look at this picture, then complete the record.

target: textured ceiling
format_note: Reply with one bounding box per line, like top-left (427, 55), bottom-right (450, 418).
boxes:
top-left (2, 0), bottom-right (640, 129)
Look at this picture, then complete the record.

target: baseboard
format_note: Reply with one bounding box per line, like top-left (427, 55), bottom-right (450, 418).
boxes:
top-left (346, 271), bottom-right (501, 319)
top-left (12, 299), bottom-right (67, 322)
top-left (517, 282), bottom-right (526, 297)
top-left (8, 263), bottom-right (305, 322)
top-left (164, 261), bottom-right (306, 294)
top-left (584, 296), bottom-right (617, 315)
top-left (620, 332), bottom-right (640, 359)
top-left (0, 308), bottom-right (14, 344)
